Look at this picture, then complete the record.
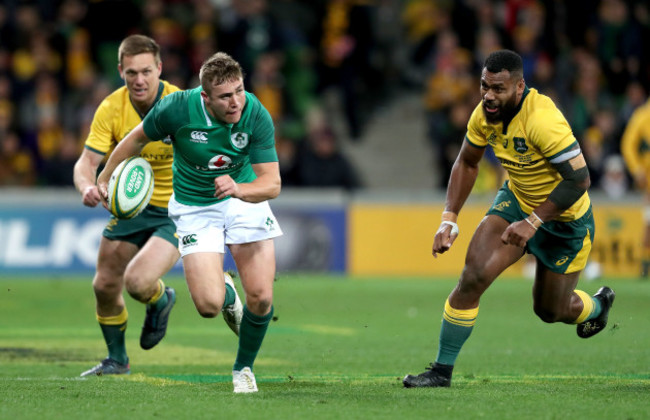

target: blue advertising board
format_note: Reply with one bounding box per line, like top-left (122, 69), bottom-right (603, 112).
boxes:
top-left (0, 193), bottom-right (346, 274)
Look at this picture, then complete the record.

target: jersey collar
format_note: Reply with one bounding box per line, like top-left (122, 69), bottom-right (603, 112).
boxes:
top-left (131, 81), bottom-right (165, 120)
top-left (199, 92), bottom-right (245, 128)
top-left (200, 95), bottom-right (216, 127)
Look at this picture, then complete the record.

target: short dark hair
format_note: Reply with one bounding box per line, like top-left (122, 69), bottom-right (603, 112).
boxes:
top-left (484, 50), bottom-right (523, 79)
top-left (118, 35), bottom-right (161, 66)
top-left (199, 52), bottom-right (244, 94)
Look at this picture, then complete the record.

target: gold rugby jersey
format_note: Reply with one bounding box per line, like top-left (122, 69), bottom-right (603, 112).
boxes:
top-left (621, 99), bottom-right (650, 190)
top-left (466, 86), bottom-right (590, 221)
top-left (84, 81), bottom-right (179, 208)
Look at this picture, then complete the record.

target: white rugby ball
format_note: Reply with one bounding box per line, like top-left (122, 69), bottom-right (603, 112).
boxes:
top-left (107, 156), bottom-right (154, 219)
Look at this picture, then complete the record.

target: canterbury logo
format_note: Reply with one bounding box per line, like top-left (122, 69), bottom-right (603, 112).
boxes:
top-left (181, 234), bottom-right (197, 245)
top-left (190, 131), bottom-right (208, 143)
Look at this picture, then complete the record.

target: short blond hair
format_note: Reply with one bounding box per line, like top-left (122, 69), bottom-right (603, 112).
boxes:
top-left (118, 34), bottom-right (161, 66)
top-left (199, 52), bottom-right (244, 93)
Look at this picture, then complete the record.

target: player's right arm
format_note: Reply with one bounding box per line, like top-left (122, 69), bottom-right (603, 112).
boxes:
top-left (621, 110), bottom-right (646, 189)
top-left (73, 148), bottom-right (105, 207)
top-left (96, 122), bottom-right (152, 201)
top-left (433, 140), bottom-right (485, 257)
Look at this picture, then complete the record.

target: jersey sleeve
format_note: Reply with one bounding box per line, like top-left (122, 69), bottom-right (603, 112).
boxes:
top-left (249, 104), bottom-right (278, 164)
top-left (527, 107), bottom-right (577, 161)
top-left (465, 103), bottom-right (487, 148)
top-left (620, 109), bottom-right (644, 174)
top-left (84, 99), bottom-right (115, 155)
top-left (142, 91), bottom-right (183, 141)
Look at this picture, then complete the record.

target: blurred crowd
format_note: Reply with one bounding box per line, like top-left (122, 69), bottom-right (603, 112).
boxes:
top-left (0, 0), bottom-right (648, 197)
top-left (411, 0), bottom-right (650, 196)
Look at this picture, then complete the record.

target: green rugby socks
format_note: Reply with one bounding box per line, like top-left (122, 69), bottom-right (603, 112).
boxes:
top-left (224, 282), bottom-right (236, 307)
top-left (147, 279), bottom-right (168, 311)
top-left (233, 305), bottom-right (273, 371)
top-left (97, 308), bottom-right (129, 365)
top-left (574, 289), bottom-right (602, 323)
top-left (436, 299), bottom-right (478, 366)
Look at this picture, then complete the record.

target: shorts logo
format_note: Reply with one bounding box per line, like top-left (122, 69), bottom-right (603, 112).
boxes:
top-left (513, 137), bottom-right (528, 153)
top-left (190, 131), bottom-right (208, 144)
top-left (555, 256), bottom-right (569, 266)
top-left (231, 132), bottom-right (249, 149)
top-left (265, 217), bottom-right (276, 231)
top-left (182, 234), bottom-right (198, 246)
top-left (106, 218), bottom-right (118, 231)
top-left (493, 200), bottom-right (511, 212)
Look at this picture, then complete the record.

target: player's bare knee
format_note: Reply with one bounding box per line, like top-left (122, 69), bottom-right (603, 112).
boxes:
top-left (457, 269), bottom-right (490, 297)
top-left (123, 272), bottom-right (152, 302)
top-left (533, 304), bottom-right (562, 323)
top-left (92, 275), bottom-right (122, 299)
top-left (195, 300), bottom-right (222, 318)
top-left (246, 296), bottom-right (272, 315)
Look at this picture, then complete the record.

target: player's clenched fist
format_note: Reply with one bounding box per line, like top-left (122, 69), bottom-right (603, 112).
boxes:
top-left (214, 175), bottom-right (240, 199)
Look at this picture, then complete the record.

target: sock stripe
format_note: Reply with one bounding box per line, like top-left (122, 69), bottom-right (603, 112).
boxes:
top-left (146, 279), bottom-right (165, 305)
top-left (97, 307), bottom-right (128, 325)
top-left (574, 289), bottom-right (594, 324)
top-left (442, 299), bottom-right (478, 327)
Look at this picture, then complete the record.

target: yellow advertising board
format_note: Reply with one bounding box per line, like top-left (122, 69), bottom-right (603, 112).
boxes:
top-left (349, 202), bottom-right (643, 278)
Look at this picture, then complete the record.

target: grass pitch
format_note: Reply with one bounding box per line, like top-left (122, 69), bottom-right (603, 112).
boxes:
top-left (1, 274), bottom-right (648, 419)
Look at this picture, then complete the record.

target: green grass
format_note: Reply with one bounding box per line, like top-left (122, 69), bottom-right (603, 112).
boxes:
top-left (1, 275), bottom-right (649, 419)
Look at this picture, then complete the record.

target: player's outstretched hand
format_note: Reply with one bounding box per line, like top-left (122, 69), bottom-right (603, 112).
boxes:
top-left (432, 221), bottom-right (459, 258)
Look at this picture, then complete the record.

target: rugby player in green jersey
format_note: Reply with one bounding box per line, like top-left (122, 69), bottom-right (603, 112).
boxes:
top-left (96, 52), bottom-right (282, 393)
top-left (403, 50), bottom-right (615, 388)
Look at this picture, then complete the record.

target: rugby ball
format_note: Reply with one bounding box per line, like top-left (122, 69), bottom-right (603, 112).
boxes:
top-left (107, 156), bottom-right (154, 219)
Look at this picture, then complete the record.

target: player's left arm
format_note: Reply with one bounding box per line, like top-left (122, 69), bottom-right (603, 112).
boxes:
top-left (502, 144), bottom-right (590, 247)
top-left (214, 162), bottom-right (281, 203)
top-left (620, 111), bottom-right (646, 189)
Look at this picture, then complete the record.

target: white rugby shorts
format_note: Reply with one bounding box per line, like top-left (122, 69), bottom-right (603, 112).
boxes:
top-left (168, 195), bottom-right (283, 256)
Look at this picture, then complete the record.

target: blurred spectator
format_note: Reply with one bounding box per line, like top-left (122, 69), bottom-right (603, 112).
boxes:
top-left (315, 0), bottom-right (376, 140)
top-left (250, 51), bottom-right (286, 123)
top-left (600, 154), bottom-right (628, 199)
top-left (0, 131), bottom-right (35, 186)
top-left (619, 80), bottom-right (647, 122)
top-left (218, 0), bottom-right (287, 87)
top-left (40, 129), bottom-right (81, 186)
top-left (288, 107), bottom-right (361, 190)
top-left (401, 0), bottom-right (446, 85)
top-left (423, 31), bottom-right (473, 188)
top-left (581, 108), bottom-right (620, 186)
top-left (588, 0), bottom-right (643, 95)
top-left (566, 49), bottom-right (613, 139)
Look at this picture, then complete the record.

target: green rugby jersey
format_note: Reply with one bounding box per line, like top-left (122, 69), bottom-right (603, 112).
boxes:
top-left (142, 87), bottom-right (278, 206)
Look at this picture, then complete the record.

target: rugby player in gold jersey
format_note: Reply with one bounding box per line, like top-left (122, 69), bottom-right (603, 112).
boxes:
top-left (403, 50), bottom-right (615, 388)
